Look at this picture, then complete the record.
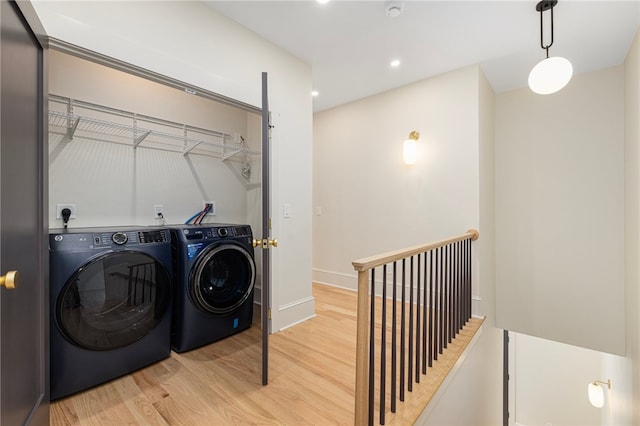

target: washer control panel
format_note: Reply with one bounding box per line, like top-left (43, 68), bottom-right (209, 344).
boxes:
top-left (50, 228), bottom-right (170, 251)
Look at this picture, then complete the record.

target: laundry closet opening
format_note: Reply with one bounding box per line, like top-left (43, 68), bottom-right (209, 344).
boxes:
top-left (47, 45), bottom-right (264, 300)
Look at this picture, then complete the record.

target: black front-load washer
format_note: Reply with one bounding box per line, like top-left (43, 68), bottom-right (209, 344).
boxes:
top-left (170, 224), bottom-right (256, 353)
top-left (49, 227), bottom-right (173, 400)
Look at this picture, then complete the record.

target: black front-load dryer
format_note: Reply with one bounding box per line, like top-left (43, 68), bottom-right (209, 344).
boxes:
top-left (49, 227), bottom-right (172, 400)
top-left (170, 224), bottom-right (256, 353)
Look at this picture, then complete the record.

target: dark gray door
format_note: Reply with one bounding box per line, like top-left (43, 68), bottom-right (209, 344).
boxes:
top-left (0, 1), bottom-right (48, 424)
top-left (260, 72), bottom-right (270, 385)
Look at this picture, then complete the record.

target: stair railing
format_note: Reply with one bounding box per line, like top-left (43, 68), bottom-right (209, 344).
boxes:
top-left (352, 230), bottom-right (479, 425)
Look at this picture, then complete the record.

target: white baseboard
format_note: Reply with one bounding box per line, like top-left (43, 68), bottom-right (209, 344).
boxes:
top-left (253, 284), bottom-right (316, 332)
top-left (314, 268), bottom-right (485, 317)
top-left (313, 268), bottom-right (357, 291)
top-left (273, 295), bottom-right (316, 332)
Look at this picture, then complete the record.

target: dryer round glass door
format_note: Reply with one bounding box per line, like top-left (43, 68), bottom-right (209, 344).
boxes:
top-left (189, 244), bottom-right (256, 315)
top-left (56, 251), bottom-right (171, 351)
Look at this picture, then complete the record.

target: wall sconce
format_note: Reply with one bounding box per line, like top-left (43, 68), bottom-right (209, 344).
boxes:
top-left (528, 0), bottom-right (573, 95)
top-left (403, 131), bottom-right (420, 165)
top-left (587, 379), bottom-right (611, 408)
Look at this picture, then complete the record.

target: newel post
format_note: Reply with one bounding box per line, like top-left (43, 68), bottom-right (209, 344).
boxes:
top-left (354, 269), bottom-right (369, 425)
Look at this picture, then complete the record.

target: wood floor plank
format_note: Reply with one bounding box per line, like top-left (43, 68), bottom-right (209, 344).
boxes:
top-left (130, 364), bottom-right (172, 405)
top-left (148, 355), bottom-right (244, 425)
top-left (51, 282), bottom-right (483, 425)
top-left (49, 398), bottom-right (79, 426)
top-left (174, 351), bottom-right (279, 424)
top-left (69, 380), bottom-right (146, 426)
top-left (112, 376), bottom-right (170, 426)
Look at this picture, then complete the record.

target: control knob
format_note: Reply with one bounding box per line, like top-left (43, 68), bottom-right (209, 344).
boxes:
top-left (111, 232), bottom-right (128, 245)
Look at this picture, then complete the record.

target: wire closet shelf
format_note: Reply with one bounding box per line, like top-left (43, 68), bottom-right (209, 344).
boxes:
top-left (48, 94), bottom-right (259, 160)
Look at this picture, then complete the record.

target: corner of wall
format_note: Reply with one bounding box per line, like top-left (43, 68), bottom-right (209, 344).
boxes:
top-left (477, 65), bottom-right (496, 329)
top-left (624, 25), bottom-right (640, 426)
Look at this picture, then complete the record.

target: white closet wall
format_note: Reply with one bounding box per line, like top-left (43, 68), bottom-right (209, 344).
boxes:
top-left (48, 50), bottom-right (259, 229)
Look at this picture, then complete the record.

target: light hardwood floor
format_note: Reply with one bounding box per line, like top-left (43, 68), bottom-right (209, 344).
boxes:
top-left (51, 283), bottom-right (483, 425)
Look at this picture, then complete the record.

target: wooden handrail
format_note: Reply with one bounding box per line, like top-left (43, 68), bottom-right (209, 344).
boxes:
top-left (353, 229), bottom-right (479, 425)
top-left (352, 229), bottom-right (479, 272)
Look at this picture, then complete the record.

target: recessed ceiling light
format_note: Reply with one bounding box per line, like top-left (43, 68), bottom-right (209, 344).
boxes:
top-left (311, 91), bottom-right (319, 97)
top-left (390, 59), bottom-right (401, 68)
top-left (317, 0), bottom-right (330, 4)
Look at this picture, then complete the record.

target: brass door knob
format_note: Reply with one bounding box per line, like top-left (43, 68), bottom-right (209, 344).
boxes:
top-left (252, 238), bottom-right (278, 249)
top-left (0, 270), bottom-right (18, 289)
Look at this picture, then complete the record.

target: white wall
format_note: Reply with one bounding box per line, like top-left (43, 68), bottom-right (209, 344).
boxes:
top-left (601, 351), bottom-right (633, 426)
top-left (32, 0), bottom-right (314, 330)
top-left (511, 334), bottom-right (634, 426)
top-left (313, 65), bottom-right (480, 294)
top-left (495, 66), bottom-right (625, 355)
top-left (478, 60), bottom-right (496, 330)
top-left (417, 328), bottom-right (502, 426)
top-left (623, 28), bottom-right (640, 426)
top-left (512, 333), bottom-right (601, 426)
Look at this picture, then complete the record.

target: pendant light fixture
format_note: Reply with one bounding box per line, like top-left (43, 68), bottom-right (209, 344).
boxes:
top-left (528, 0), bottom-right (573, 95)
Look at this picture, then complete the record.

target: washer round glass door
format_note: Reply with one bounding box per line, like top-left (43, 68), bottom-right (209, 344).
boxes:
top-left (56, 251), bottom-right (171, 351)
top-left (189, 244), bottom-right (256, 314)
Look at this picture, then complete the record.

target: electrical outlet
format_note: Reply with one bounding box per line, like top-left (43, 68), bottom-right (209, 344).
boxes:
top-left (203, 201), bottom-right (216, 216)
top-left (154, 205), bottom-right (164, 218)
top-left (56, 204), bottom-right (76, 219)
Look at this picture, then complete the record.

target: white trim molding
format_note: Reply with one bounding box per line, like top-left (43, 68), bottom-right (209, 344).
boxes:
top-left (313, 268), bottom-right (357, 291)
top-left (274, 296), bottom-right (316, 332)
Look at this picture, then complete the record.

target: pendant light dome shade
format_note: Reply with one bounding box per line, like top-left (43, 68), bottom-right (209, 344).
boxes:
top-left (529, 0), bottom-right (572, 95)
top-left (528, 56), bottom-right (573, 94)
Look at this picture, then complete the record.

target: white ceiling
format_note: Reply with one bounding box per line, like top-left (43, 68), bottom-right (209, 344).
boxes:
top-left (206, 0), bottom-right (640, 112)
